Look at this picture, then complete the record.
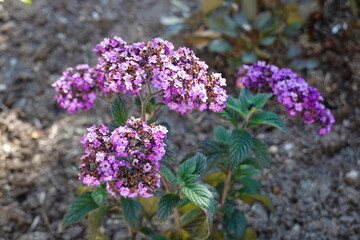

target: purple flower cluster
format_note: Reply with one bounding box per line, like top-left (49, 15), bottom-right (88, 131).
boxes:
top-left (53, 37), bottom-right (227, 114)
top-left (94, 37), bottom-right (228, 114)
top-left (237, 61), bottom-right (335, 135)
top-left (79, 118), bottom-right (168, 198)
top-left (52, 64), bottom-right (106, 114)
top-left (151, 47), bottom-right (228, 114)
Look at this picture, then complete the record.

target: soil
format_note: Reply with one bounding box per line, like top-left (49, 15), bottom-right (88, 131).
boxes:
top-left (0, 0), bottom-right (359, 240)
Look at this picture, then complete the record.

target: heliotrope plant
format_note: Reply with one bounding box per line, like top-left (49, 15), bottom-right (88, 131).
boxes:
top-left (53, 37), bottom-right (334, 240)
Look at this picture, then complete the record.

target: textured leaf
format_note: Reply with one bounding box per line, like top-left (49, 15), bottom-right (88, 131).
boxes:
top-left (248, 111), bottom-right (287, 132)
top-left (111, 97), bottom-right (127, 126)
top-left (63, 192), bottom-right (99, 228)
top-left (200, 140), bottom-right (226, 169)
top-left (251, 93), bottom-right (273, 109)
top-left (160, 165), bottom-right (183, 185)
top-left (88, 206), bottom-right (111, 240)
top-left (138, 197), bottom-right (160, 221)
top-left (252, 138), bottom-right (271, 168)
top-left (223, 209), bottom-right (247, 239)
top-left (157, 194), bottom-right (180, 221)
top-left (226, 96), bottom-right (248, 117)
top-left (216, 107), bottom-right (239, 126)
top-left (121, 198), bottom-right (144, 230)
top-left (91, 189), bottom-right (108, 206)
top-left (179, 153), bottom-right (207, 183)
top-left (182, 184), bottom-right (215, 213)
top-left (229, 129), bottom-right (253, 168)
top-left (181, 208), bottom-right (211, 240)
top-left (214, 126), bottom-right (231, 144)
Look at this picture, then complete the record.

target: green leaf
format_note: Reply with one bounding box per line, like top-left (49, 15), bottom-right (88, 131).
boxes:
top-left (240, 177), bottom-right (261, 195)
top-left (229, 129), bottom-right (253, 168)
top-left (108, 122), bottom-right (120, 132)
top-left (138, 197), bottom-right (160, 221)
top-left (200, 140), bottom-right (226, 169)
top-left (252, 138), bottom-right (271, 168)
top-left (157, 194), bottom-right (180, 221)
top-left (88, 206), bottom-right (111, 240)
top-left (226, 96), bottom-right (248, 117)
top-left (121, 198), bottom-right (144, 230)
top-left (181, 208), bottom-right (211, 240)
top-left (203, 171), bottom-right (226, 188)
top-left (237, 164), bottom-right (260, 176)
top-left (251, 93), bottom-right (273, 109)
top-left (242, 50), bottom-right (258, 64)
top-left (207, 14), bottom-right (237, 38)
top-left (91, 189), bottom-right (108, 206)
top-left (248, 111), bottom-right (287, 132)
top-left (254, 11), bottom-right (272, 30)
top-left (241, 158), bottom-right (262, 170)
top-left (237, 193), bottom-right (273, 211)
top-left (111, 97), bottom-right (128, 126)
top-left (63, 192), bottom-right (99, 228)
top-left (259, 36), bottom-right (276, 46)
top-left (241, 0), bottom-right (257, 21)
top-left (239, 87), bottom-right (253, 100)
top-left (182, 184), bottom-right (215, 213)
top-left (208, 39), bottom-right (232, 52)
top-left (223, 209), bottom-right (247, 239)
top-left (179, 153), bottom-right (207, 182)
top-left (214, 126), bottom-right (231, 144)
top-left (217, 107), bottom-right (239, 126)
top-left (160, 165), bottom-right (184, 185)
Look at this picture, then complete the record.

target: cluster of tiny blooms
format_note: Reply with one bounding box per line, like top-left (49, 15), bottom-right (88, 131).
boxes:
top-left (237, 61), bottom-right (335, 135)
top-left (52, 64), bottom-right (107, 114)
top-left (78, 117), bottom-right (168, 198)
top-left (94, 37), bottom-right (228, 114)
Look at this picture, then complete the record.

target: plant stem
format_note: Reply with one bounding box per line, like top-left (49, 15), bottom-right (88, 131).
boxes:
top-left (220, 167), bottom-right (232, 207)
top-left (212, 166), bottom-right (232, 239)
top-left (161, 176), bottom-right (183, 240)
top-left (127, 226), bottom-right (136, 240)
top-left (174, 207), bottom-right (183, 240)
top-left (141, 90), bottom-right (163, 121)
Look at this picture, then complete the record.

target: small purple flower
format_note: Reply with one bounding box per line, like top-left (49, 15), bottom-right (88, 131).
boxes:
top-left (237, 61), bottom-right (335, 135)
top-left (52, 64), bottom-right (105, 113)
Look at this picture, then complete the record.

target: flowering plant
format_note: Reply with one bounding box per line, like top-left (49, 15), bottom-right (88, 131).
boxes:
top-left (53, 37), bottom-right (334, 240)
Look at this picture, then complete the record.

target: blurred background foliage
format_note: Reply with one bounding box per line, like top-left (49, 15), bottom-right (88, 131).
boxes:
top-left (161, 0), bottom-right (359, 70)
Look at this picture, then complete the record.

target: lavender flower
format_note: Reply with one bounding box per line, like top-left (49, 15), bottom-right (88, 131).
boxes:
top-left (52, 64), bottom-right (101, 114)
top-left (237, 61), bottom-right (335, 135)
top-left (94, 36), bottom-right (228, 114)
top-left (79, 118), bottom-right (168, 198)
top-left (151, 47), bottom-right (228, 114)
